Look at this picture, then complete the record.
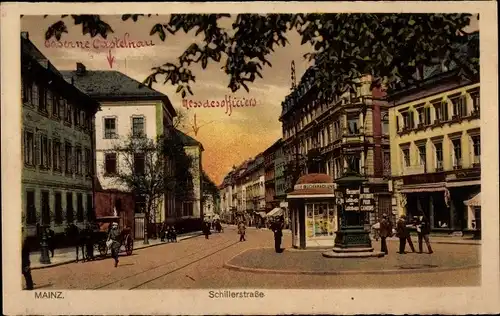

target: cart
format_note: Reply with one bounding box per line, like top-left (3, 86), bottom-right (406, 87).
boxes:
top-left (95, 216), bottom-right (134, 257)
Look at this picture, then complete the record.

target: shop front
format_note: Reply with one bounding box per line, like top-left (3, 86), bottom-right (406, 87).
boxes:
top-left (287, 173), bottom-right (337, 249)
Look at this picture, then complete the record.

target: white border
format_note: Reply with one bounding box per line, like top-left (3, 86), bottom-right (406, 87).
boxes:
top-left (2, 2), bottom-right (499, 315)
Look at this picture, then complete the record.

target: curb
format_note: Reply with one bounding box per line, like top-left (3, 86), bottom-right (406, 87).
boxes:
top-left (223, 262), bottom-right (481, 276)
top-left (31, 232), bottom-right (203, 270)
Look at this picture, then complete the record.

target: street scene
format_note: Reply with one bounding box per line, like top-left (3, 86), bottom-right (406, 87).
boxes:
top-left (18, 12), bottom-right (481, 291)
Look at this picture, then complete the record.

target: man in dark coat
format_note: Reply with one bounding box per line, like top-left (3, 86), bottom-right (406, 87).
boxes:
top-left (22, 230), bottom-right (34, 290)
top-left (396, 216), bottom-right (415, 254)
top-left (416, 216), bottom-right (433, 254)
top-left (108, 222), bottom-right (121, 267)
top-left (379, 214), bottom-right (393, 255)
top-left (271, 217), bottom-right (284, 253)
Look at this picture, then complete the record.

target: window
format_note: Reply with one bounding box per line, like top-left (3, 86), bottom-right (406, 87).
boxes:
top-left (346, 155), bottom-right (361, 173)
top-left (451, 95), bottom-right (466, 118)
top-left (381, 113), bottom-right (389, 135)
top-left (452, 139), bottom-right (462, 167)
top-left (52, 140), bottom-right (62, 171)
top-left (472, 135), bottom-right (480, 164)
top-left (32, 83), bottom-right (39, 108)
top-left (65, 103), bottom-right (73, 124)
top-left (418, 145), bottom-right (426, 166)
top-left (418, 107), bottom-right (431, 126)
top-left (87, 194), bottom-right (94, 221)
top-left (434, 101), bottom-right (449, 122)
top-left (84, 148), bottom-right (91, 175)
top-left (66, 192), bottom-right (74, 223)
top-left (470, 91), bottom-right (480, 113)
top-left (401, 111), bottom-right (415, 130)
top-left (347, 116), bottom-right (359, 135)
top-left (46, 90), bottom-right (53, 114)
top-left (182, 202), bottom-right (194, 216)
top-left (77, 193), bottom-right (84, 222)
top-left (59, 97), bottom-right (66, 119)
top-left (24, 131), bottom-right (35, 166)
top-left (52, 93), bottom-right (59, 117)
top-left (104, 118), bottom-right (117, 139)
top-left (54, 192), bottom-right (63, 224)
top-left (40, 134), bottom-right (49, 169)
top-left (38, 85), bottom-right (47, 113)
top-left (134, 153), bottom-right (145, 175)
top-left (383, 151), bottom-right (391, 176)
top-left (402, 148), bottom-right (410, 167)
top-left (104, 153), bottom-right (117, 175)
top-left (132, 117), bottom-right (145, 137)
top-left (75, 146), bottom-right (82, 175)
top-left (74, 108), bottom-right (81, 127)
top-left (41, 191), bottom-right (50, 225)
top-left (434, 143), bottom-right (443, 170)
top-left (65, 142), bottom-right (73, 175)
top-left (26, 191), bottom-right (36, 224)
top-left (22, 78), bottom-right (32, 104)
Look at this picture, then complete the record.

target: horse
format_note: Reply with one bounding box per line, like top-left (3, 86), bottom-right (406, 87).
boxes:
top-left (64, 223), bottom-right (99, 262)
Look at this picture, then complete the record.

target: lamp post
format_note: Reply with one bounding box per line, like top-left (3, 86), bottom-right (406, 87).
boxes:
top-left (39, 224), bottom-right (51, 264)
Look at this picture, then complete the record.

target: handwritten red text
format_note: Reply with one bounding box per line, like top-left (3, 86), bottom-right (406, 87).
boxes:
top-left (182, 96), bottom-right (257, 116)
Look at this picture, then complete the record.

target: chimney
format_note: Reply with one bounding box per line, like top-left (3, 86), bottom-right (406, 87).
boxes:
top-left (21, 32), bottom-right (29, 40)
top-left (76, 62), bottom-right (86, 75)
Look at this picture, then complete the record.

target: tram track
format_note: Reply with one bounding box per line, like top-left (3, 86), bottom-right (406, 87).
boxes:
top-left (93, 238), bottom-right (240, 290)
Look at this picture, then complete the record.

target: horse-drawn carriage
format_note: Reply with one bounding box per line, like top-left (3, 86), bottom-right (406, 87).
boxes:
top-left (94, 216), bottom-right (134, 257)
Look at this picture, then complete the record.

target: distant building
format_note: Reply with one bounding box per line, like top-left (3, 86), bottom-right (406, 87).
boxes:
top-left (202, 193), bottom-right (215, 220)
top-left (174, 129), bottom-right (204, 220)
top-left (21, 33), bottom-right (100, 236)
top-left (388, 57), bottom-right (480, 231)
top-left (61, 64), bottom-right (177, 229)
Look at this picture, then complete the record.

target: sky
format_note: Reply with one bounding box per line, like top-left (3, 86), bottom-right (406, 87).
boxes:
top-left (21, 15), bottom-right (478, 185)
top-left (21, 15), bottom-right (314, 185)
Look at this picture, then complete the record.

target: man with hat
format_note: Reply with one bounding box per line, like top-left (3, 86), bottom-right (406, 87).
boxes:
top-left (379, 214), bottom-right (393, 255)
top-left (107, 222), bottom-right (121, 267)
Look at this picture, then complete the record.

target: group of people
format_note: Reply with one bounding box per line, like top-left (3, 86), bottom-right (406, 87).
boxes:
top-left (236, 216), bottom-right (284, 253)
top-left (202, 219), bottom-right (223, 239)
top-left (160, 224), bottom-right (178, 243)
top-left (376, 214), bottom-right (433, 255)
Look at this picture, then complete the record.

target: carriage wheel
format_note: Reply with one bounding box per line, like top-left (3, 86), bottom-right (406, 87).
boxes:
top-left (125, 235), bottom-right (134, 256)
top-left (98, 243), bottom-right (108, 256)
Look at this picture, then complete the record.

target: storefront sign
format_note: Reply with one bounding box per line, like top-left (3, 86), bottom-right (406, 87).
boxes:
top-left (360, 198), bottom-right (375, 212)
top-left (345, 188), bottom-right (360, 212)
top-left (293, 183), bottom-right (335, 191)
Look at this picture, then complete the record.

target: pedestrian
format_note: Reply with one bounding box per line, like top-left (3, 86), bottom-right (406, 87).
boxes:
top-left (272, 217), bottom-right (284, 253)
top-left (416, 216), bottom-right (433, 254)
top-left (379, 214), bottom-right (393, 255)
top-left (238, 221), bottom-right (246, 242)
top-left (45, 227), bottom-right (56, 258)
top-left (396, 216), bottom-right (415, 254)
top-left (160, 222), bottom-right (166, 242)
top-left (22, 228), bottom-right (34, 290)
top-left (107, 222), bottom-right (121, 268)
top-left (203, 221), bottom-right (211, 239)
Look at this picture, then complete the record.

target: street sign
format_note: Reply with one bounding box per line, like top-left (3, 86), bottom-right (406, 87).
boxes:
top-left (360, 198), bottom-right (375, 212)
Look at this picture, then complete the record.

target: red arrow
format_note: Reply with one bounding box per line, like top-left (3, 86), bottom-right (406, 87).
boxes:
top-left (106, 49), bottom-right (115, 68)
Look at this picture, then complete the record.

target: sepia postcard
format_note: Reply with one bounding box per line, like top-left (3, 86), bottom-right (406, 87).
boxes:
top-left (1, 1), bottom-right (499, 315)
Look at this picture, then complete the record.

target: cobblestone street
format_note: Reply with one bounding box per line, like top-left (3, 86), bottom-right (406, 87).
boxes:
top-left (28, 225), bottom-right (480, 290)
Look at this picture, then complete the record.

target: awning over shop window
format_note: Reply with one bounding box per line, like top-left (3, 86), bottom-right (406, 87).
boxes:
top-left (446, 180), bottom-right (481, 188)
top-left (257, 211), bottom-right (267, 218)
top-left (399, 183), bottom-right (446, 194)
top-left (464, 192), bottom-right (481, 207)
top-left (266, 207), bottom-right (283, 218)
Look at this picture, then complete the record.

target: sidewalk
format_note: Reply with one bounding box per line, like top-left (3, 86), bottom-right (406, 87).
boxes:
top-left (30, 231), bottom-right (202, 270)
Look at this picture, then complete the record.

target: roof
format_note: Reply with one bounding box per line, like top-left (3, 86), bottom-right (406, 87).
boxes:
top-left (296, 173), bottom-right (333, 184)
top-left (59, 69), bottom-right (177, 117)
top-left (175, 129), bottom-right (204, 151)
top-left (263, 138), bottom-right (283, 155)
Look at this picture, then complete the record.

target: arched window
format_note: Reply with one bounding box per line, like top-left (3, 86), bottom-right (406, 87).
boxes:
top-left (382, 113), bottom-right (389, 135)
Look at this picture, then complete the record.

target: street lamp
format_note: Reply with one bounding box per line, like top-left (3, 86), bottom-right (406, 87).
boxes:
top-left (39, 224), bottom-right (51, 264)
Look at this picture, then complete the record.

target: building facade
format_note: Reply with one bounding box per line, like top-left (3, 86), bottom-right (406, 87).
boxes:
top-left (21, 33), bottom-right (100, 237)
top-left (62, 64), bottom-right (177, 225)
top-left (175, 130), bottom-right (204, 220)
top-left (263, 139), bottom-right (282, 212)
top-left (389, 69), bottom-right (480, 232)
top-left (280, 68), bottom-right (392, 229)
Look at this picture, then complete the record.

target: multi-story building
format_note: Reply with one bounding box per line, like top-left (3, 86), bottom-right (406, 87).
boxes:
top-left (263, 140), bottom-right (282, 212)
top-left (202, 193), bottom-right (214, 220)
top-left (174, 130), bottom-right (204, 220)
top-left (219, 171), bottom-right (235, 221)
top-left (280, 68), bottom-right (392, 227)
top-left (388, 58), bottom-right (480, 231)
top-left (21, 33), bottom-right (100, 237)
top-left (62, 63), bottom-right (177, 226)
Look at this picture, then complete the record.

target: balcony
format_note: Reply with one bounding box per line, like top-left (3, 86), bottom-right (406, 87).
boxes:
top-left (402, 165), bottom-right (425, 176)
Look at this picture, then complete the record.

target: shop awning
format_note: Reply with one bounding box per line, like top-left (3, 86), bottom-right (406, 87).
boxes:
top-left (257, 211), bottom-right (267, 218)
top-left (399, 183), bottom-right (446, 194)
top-left (464, 192), bottom-right (481, 207)
top-left (266, 207), bottom-right (283, 218)
top-left (446, 180), bottom-right (481, 188)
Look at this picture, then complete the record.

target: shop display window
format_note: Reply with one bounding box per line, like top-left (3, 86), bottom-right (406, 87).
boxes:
top-left (305, 202), bottom-right (336, 237)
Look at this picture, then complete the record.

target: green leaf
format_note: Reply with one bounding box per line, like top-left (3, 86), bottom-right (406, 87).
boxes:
top-left (176, 85), bottom-right (183, 93)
